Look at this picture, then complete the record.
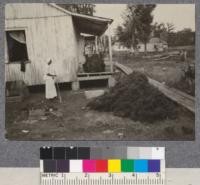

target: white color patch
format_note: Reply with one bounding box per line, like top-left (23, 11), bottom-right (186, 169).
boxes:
top-left (152, 147), bottom-right (165, 159)
top-left (40, 160), bottom-right (44, 173)
top-left (69, 160), bottom-right (83, 173)
top-left (139, 147), bottom-right (153, 159)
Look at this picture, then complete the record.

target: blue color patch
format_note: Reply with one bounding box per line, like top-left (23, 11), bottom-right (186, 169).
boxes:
top-left (148, 160), bottom-right (160, 172)
top-left (134, 160), bottom-right (148, 172)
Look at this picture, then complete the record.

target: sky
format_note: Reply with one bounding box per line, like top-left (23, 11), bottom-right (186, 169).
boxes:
top-left (94, 4), bottom-right (195, 35)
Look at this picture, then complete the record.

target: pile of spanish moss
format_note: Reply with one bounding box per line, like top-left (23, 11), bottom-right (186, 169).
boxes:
top-left (87, 72), bottom-right (178, 123)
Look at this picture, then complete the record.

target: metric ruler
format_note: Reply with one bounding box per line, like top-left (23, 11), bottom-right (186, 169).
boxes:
top-left (40, 147), bottom-right (165, 185)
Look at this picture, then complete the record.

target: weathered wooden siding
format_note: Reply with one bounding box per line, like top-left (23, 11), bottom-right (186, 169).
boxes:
top-left (5, 4), bottom-right (80, 85)
top-left (5, 3), bottom-right (67, 19)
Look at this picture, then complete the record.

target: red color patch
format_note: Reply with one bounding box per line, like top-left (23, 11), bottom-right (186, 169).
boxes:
top-left (96, 160), bottom-right (108, 172)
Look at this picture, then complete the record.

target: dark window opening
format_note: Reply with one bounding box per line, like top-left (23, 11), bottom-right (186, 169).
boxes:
top-left (6, 30), bottom-right (28, 63)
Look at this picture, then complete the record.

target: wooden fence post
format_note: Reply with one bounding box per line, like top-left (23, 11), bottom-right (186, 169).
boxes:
top-left (108, 23), bottom-right (113, 73)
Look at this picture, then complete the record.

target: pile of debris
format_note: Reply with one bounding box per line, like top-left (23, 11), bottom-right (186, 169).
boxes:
top-left (87, 72), bottom-right (178, 123)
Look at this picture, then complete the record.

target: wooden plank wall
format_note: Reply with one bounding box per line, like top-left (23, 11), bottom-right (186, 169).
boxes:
top-left (5, 4), bottom-right (81, 85)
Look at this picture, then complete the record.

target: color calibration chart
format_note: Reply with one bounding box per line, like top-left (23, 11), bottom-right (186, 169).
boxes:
top-left (40, 147), bottom-right (165, 185)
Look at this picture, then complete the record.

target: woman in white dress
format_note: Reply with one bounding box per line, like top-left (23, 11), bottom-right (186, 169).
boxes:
top-left (44, 59), bottom-right (57, 99)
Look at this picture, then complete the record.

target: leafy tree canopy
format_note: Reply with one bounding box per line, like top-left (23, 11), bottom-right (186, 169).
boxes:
top-left (115, 4), bottom-right (156, 52)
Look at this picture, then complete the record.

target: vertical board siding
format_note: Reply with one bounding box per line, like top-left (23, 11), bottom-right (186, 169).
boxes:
top-left (5, 4), bottom-right (79, 85)
top-left (5, 4), bottom-right (66, 20)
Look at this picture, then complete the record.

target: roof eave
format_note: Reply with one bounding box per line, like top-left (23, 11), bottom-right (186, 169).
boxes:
top-left (71, 12), bottom-right (113, 24)
top-left (49, 3), bottom-right (113, 24)
top-left (48, 3), bottom-right (73, 15)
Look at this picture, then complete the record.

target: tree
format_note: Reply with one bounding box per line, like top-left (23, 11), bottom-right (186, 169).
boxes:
top-left (115, 4), bottom-right (156, 53)
top-left (57, 4), bottom-right (95, 15)
top-left (115, 25), bottom-right (135, 48)
top-left (115, 6), bottom-right (139, 50)
top-left (168, 28), bottom-right (195, 47)
top-left (134, 5), bottom-right (156, 53)
top-left (152, 22), bottom-right (175, 42)
top-left (152, 22), bottom-right (165, 38)
top-left (166, 23), bottom-right (175, 33)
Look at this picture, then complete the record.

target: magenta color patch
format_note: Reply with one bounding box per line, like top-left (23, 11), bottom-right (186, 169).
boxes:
top-left (83, 160), bottom-right (96, 172)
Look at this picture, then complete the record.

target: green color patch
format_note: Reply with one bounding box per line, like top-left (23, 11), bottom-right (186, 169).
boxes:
top-left (121, 160), bottom-right (134, 172)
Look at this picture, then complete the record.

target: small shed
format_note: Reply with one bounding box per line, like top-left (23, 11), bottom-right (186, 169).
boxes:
top-left (137, 37), bottom-right (168, 52)
top-left (113, 41), bottom-right (130, 52)
top-left (5, 3), bottom-right (113, 87)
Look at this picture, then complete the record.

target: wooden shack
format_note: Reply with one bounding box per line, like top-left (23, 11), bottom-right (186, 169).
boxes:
top-left (5, 3), bottom-right (113, 88)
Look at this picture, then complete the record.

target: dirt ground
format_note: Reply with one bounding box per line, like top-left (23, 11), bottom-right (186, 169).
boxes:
top-left (113, 50), bottom-right (195, 96)
top-left (114, 53), bottom-right (186, 84)
top-left (6, 87), bottom-right (194, 140)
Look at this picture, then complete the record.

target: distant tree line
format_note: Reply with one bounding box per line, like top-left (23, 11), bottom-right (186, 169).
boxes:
top-left (152, 23), bottom-right (195, 47)
top-left (152, 22), bottom-right (175, 42)
top-left (168, 28), bottom-right (195, 47)
top-left (116, 5), bottom-right (195, 51)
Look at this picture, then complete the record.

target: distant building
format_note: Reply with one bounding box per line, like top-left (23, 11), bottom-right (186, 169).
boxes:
top-left (113, 42), bottom-right (130, 52)
top-left (137, 37), bottom-right (168, 52)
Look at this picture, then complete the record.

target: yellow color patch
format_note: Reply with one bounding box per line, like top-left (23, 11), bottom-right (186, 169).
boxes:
top-left (108, 159), bottom-right (121, 173)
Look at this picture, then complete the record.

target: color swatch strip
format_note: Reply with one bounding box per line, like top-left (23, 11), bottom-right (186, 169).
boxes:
top-left (41, 159), bottom-right (160, 173)
top-left (40, 147), bottom-right (165, 160)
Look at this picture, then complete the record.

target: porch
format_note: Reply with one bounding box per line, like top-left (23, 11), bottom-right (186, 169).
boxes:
top-left (71, 12), bottom-right (114, 90)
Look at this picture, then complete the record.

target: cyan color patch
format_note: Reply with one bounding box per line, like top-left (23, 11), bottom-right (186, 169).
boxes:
top-left (134, 160), bottom-right (148, 172)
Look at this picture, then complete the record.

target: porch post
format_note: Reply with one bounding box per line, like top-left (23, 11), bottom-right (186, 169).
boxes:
top-left (108, 23), bottom-right (113, 73)
top-left (95, 36), bottom-right (98, 53)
